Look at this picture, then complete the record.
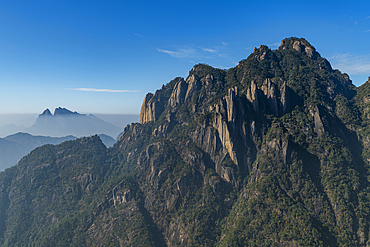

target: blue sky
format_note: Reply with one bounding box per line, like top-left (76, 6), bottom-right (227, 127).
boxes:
top-left (1, 0), bottom-right (370, 114)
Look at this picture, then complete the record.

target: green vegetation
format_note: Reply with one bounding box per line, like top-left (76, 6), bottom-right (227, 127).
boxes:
top-left (1, 37), bottom-right (370, 246)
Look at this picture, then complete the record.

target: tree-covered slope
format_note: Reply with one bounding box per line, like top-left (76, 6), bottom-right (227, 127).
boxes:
top-left (1, 37), bottom-right (370, 246)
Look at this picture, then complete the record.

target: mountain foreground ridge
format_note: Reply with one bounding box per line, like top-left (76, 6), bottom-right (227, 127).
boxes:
top-left (1, 37), bottom-right (370, 246)
top-left (0, 132), bottom-right (76, 172)
top-left (0, 132), bottom-right (118, 172)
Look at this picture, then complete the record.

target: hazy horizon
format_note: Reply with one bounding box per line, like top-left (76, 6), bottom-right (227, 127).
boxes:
top-left (0, 112), bottom-right (139, 138)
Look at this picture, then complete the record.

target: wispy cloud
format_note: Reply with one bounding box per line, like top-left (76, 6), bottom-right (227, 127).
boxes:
top-left (329, 53), bottom-right (370, 75)
top-left (364, 29), bottom-right (370, 32)
top-left (202, 48), bottom-right (217, 53)
top-left (156, 42), bottom-right (237, 69)
top-left (157, 47), bottom-right (197, 58)
top-left (157, 42), bottom-right (230, 60)
top-left (68, 88), bottom-right (139, 93)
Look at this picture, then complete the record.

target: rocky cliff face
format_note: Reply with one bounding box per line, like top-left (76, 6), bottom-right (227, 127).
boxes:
top-left (1, 37), bottom-right (370, 246)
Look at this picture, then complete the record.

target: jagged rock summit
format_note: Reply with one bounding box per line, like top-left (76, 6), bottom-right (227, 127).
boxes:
top-left (2, 37), bottom-right (370, 246)
top-left (139, 37), bottom-right (344, 125)
top-left (39, 107), bottom-right (80, 117)
top-left (138, 37), bottom-right (353, 184)
top-left (54, 107), bottom-right (80, 115)
top-left (279, 36), bottom-right (318, 58)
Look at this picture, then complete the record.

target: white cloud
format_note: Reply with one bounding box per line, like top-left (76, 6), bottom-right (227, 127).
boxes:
top-left (202, 48), bottom-right (217, 53)
top-left (68, 88), bottom-right (140, 93)
top-left (157, 43), bottom-right (228, 59)
top-left (156, 43), bottom-right (234, 68)
top-left (329, 53), bottom-right (370, 75)
top-left (156, 47), bottom-right (197, 58)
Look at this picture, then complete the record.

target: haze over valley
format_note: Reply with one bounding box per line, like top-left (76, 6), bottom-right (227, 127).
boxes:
top-left (0, 108), bottom-right (139, 171)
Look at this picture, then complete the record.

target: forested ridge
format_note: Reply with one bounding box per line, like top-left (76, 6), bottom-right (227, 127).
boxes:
top-left (1, 37), bottom-right (370, 246)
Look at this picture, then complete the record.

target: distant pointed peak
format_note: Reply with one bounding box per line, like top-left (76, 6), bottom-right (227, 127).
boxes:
top-left (39, 109), bottom-right (53, 117)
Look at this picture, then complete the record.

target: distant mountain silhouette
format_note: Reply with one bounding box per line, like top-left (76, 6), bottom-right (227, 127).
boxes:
top-left (0, 108), bottom-right (122, 171)
top-left (0, 124), bottom-right (26, 137)
top-left (0, 132), bottom-right (76, 171)
top-left (26, 107), bottom-right (122, 138)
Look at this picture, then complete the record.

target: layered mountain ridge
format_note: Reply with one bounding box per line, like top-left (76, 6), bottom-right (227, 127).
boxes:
top-left (0, 37), bottom-right (370, 246)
